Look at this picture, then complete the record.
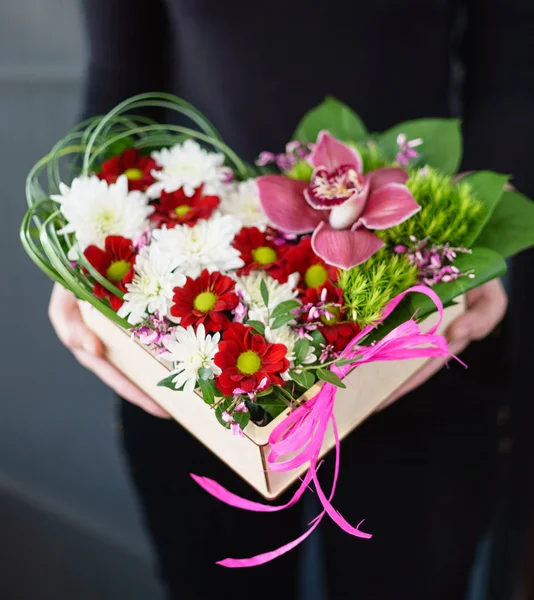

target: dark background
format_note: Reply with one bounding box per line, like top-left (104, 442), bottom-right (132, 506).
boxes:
top-left (0, 2), bottom-right (529, 599)
top-left (0, 2), bottom-right (165, 598)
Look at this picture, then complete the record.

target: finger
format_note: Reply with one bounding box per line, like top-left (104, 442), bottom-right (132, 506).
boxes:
top-left (376, 338), bottom-right (468, 411)
top-left (49, 287), bottom-right (104, 356)
top-left (447, 280), bottom-right (507, 342)
top-left (73, 349), bottom-right (171, 419)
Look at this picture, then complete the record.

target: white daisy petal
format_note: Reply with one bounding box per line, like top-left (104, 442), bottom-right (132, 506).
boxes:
top-left (151, 214), bottom-right (244, 278)
top-left (52, 175), bottom-right (153, 252)
top-left (219, 179), bottom-right (270, 231)
top-left (162, 324), bottom-right (221, 394)
top-left (118, 244), bottom-right (186, 325)
top-left (147, 139), bottom-right (226, 199)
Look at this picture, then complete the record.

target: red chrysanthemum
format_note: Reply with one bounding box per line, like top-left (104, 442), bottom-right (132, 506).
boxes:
top-left (322, 322), bottom-right (361, 352)
top-left (303, 282), bottom-right (360, 352)
top-left (171, 269), bottom-right (238, 333)
top-left (302, 281), bottom-right (344, 309)
top-left (97, 148), bottom-right (157, 191)
top-left (232, 227), bottom-right (291, 282)
top-left (84, 236), bottom-right (137, 311)
top-left (150, 186), bottom-right (220, 228)
top-left (214, 323), bottom-right (290, 396)
top-left (284, 237), bottom-right (339, 291)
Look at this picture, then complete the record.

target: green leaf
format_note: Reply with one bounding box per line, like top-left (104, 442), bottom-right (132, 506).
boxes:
top-left (461, 171), bottom-right (509, 246)
top-left (335, 355), bottom-right (362, 367)
top-left (215, 398), bottom-right (233, 427)
top-left (246, 320), bottom-right (266, 335)
top-left (368, 249), bottom-right (504, 344)
top-left (293, 96), bottom-right (368, 143)
top-left (157, 373), bottom-right (178, 390)
top-left (271, 300), bottom-right (301, 320)
top-left (377, 119), bottom-right (462, 175)
top-left (233, 409), bottom-right (250, 430)
top-left (198, 378), bottom-right (216, 405)
top-left (474, 190), bottom-right (534, 258)
top-left (409, 246), bottom-right (507, 319)
top-left (308, 329), bottom-right (326, 352)
top-left (198, 367), bottom-right (212, 381)
top-left (271, 313), bottom-right (296, 330)
top-left (260, 279), bottom-right (269, 307)
top-left (290, 369), bottom-right (316, 389)
top-left (316, 368), bottom-right (346, 388)
top-left (367, 246), bottom-right (507, 344)
top-left (293, 338), bottom-right (310, 365)
top-left (101, 136), bottom-right (135, 162)
top-left (256, 394), bottom-right (289, 418)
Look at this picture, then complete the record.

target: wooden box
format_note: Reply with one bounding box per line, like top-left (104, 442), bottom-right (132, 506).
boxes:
top-left (79, 299), bottom-right (464, 499)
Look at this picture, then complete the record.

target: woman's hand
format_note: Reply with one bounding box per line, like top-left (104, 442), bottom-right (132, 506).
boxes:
top-left (377, 278), bottom-right (508, 410)
top-left (48, 283), bottom-right (170, 418)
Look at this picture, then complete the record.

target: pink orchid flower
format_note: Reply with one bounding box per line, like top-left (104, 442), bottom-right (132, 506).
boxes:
top-left (257, 131), bottom-right (421, 269)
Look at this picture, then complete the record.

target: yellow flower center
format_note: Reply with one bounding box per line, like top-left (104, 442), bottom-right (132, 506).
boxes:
top-left (320, 305), bottom-right (341, 326)
top-left (305, 264), bottom-right (328, 288)
top-left (237, 351), bottom-right (262, 375)
top-left (106, 260), bottom-right (130, 282)
top-left (123, 168), bottom-right (143, 181)
top-left (193, 291), bottom-right (217, 313)
top-left (251, 246), bottom-right (277, 265)
top-left (175, 205), bottom-right (192, 217)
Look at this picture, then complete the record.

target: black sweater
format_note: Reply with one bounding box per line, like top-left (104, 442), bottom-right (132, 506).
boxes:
top-left (80, 0), bottom-right (534, 406)
top-left (81, 0), bottom-right (534, 197)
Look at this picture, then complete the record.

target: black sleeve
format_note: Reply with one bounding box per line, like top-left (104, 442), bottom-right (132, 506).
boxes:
top-left (80, 0), bottom-right (172, 120)
top-left (460, 0), bottom-right (534, 197)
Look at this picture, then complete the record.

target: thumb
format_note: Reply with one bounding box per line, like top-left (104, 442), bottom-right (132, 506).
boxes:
top-left (67, 321), bottom-right (105, 356)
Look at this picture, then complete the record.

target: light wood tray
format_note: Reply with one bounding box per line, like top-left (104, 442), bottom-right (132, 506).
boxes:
top-left (79, 298), bottom-right (464, 499)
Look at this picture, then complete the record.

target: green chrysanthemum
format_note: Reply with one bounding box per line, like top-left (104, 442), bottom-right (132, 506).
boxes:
top-left (377, 167), bottom-right (486, 248)
top-left (337, 250), bottom-right (419, 326)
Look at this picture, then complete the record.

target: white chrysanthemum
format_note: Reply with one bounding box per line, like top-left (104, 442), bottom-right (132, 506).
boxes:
top-left (53, 175), bottom-right (153, 255)
top-left (265, 325), bottom-right (316, 373)
top-left (234, 271), bottom-right (300, 325)
top-left (118, 244), bottom-right (186, 325)
top-left (161, 324), bottom-right (222, 394)
top-left (219, 179), bottom-right (270, 231)
top-left (151, 214), bottom-right (244, 278)
top-left (147, 139), bottom-right (226, 198)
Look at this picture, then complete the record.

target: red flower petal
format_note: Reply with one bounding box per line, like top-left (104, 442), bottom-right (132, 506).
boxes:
top-left (214, 324), bottom-right (289, 397)
top-left (84, 246), bottom-right (109, 275)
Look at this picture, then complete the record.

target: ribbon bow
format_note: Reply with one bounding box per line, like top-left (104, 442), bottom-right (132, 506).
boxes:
top-left (192, 285), bottom-right (452, 567)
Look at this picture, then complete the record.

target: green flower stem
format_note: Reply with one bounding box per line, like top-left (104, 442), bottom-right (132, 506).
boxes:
top-left (300, 358), bottom-right (339, 371)
top-left (275, 385), bottom-right (297, 406)
top-left (39, 212), bottom-right (131, 328)
top-left (74, 244), bottom-right (125, 300)
top-left (83, 123), bottom-right (252, 179)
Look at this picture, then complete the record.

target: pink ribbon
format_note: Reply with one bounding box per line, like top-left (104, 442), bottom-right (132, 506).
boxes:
top-left (191, 285), bottom-right (452, 567)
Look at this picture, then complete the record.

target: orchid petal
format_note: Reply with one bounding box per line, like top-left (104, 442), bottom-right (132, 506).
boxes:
top-left (367, 167), bottom-right (409, 191)
top-left (311, 222), bottom-right (384, 269)
top-left (328, 183), bottom-right (369, 230)
top-left (359, 183), bottom-right (420, 230)
top-left (307, 131), bottom-right (363, 173)
top-left (257, 175), bottom-right (324, 233)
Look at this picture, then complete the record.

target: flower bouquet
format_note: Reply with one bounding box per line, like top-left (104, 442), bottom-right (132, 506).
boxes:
top-left (22, 93), bottom-right (534, 566)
